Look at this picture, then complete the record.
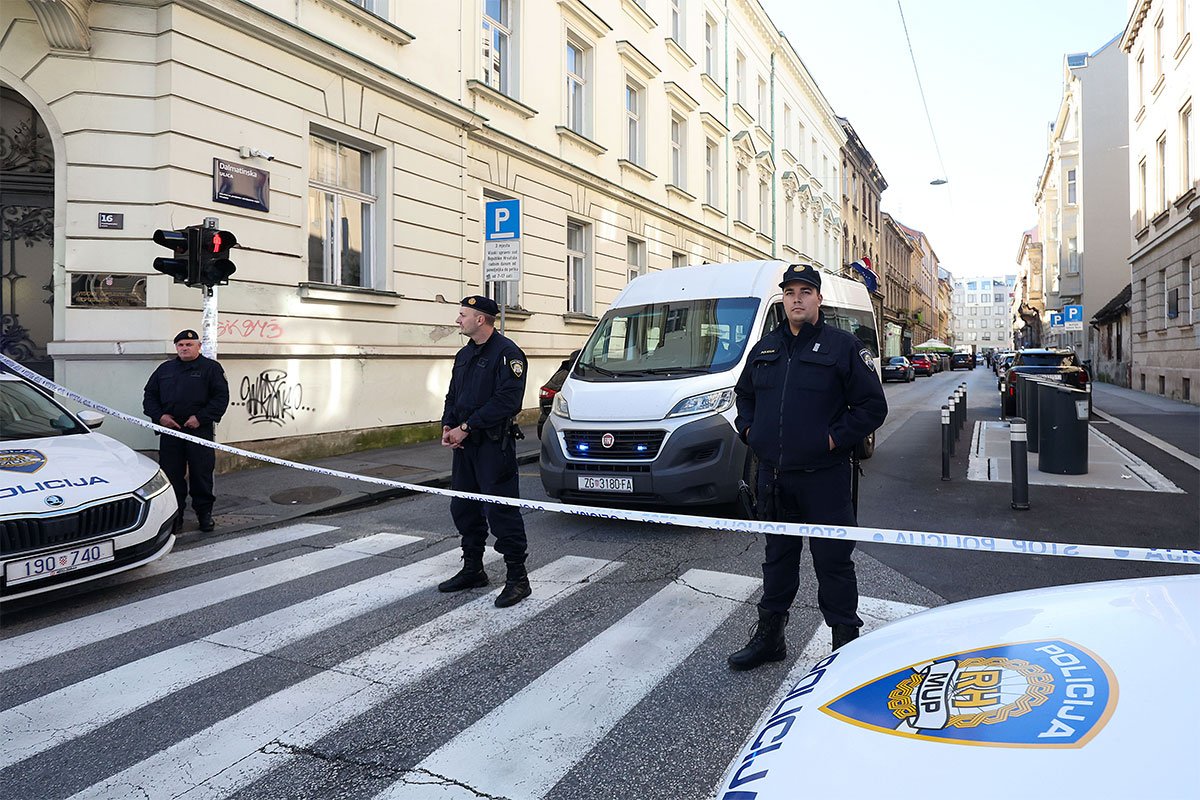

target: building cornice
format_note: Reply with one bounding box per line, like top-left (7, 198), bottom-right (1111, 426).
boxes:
top-left (1120, 0), bottom-right (1153, 52)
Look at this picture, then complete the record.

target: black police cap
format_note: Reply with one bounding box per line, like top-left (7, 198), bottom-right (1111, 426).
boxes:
top-left (779, 263), bottom-right (822, 291)
top-left (461, 295), bottom-right (500, 316)
top-left (173, 329), bottom-right (200, 343)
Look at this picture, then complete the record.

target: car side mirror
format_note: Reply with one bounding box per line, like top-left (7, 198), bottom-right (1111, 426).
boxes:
top-left (77, 410), bottom-right (105, 429)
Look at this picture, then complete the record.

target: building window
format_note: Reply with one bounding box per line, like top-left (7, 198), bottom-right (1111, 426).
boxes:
top-left (968, 319), bottom-right (975, 329)
top-left (967, 293), bottom-right (976, 303)
top-left (982, 332), bottom-right (991, 341)
top-left (783, 105), bottom-right (792, 153)
top-left (307, 135), bottom-right (376, 288)
top-left (983, 306), bottom-right (991, 316)
top-left (758, 176), bottom-right (769, 232)
top-left (705, 138), bottom-right (719, 206)
top-left (1155, 15), bottom-right (1165, 78)
top-left (1186, 255), bottom-right (1195, 324)
top-left (566, 220), bottom-right (592, 314)
top-left (1138, 158), bottom-right (1148, 225)
top-left (1181, 101), bottom-right (1193, 192)
top-left (626, 79), bottom-right (644, 165)
top-left (482, 0), bottom-right (514, 95)
top-left (967, 281), bottom-right (977, 290)
top-left (1137, 52), bottom-right (1146, 105)
top-left (785, 196), bottom-right (795, 245)
top-left (736, 165), bottom-right (748, 222)
top-left (704, 15), bottom-right (718, 77)
top-left (566, 37), bottom-right (590, 136)
top-left (670, 0), bottom-right (684, 46)
top-left (1066, 168), bottom-right (1077, 204)
top-left (735, 51), bottom-right (746, 106)
top-left (1067, 237), bottom-right (1079, 274)
top-left (670, 113), bottom-right (686, 188)
top-left (994, 293), bottom-right (1004, 303)
top-left (672, 251), bottom-right (687, 268)
top-left (1180, 0), bottom-right (1190, 44)
top-left (1157, 133), bottom-right (1168, 212)
top-left (627, 237), bottom-right (646, 283)
top-left (757, 77), bottom-right (767, 122)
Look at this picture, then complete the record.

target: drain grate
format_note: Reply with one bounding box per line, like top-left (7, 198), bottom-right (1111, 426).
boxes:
top-left (269, 486), bottom-right (344, 505)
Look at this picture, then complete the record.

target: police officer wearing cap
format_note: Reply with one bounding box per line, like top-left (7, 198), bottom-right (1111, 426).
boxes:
top-left (143, 329), bottom-right (230, 533)
top-left (729, 264), bottom-right (887, 669)
top-left (438, 296), bottom-right (532, 607)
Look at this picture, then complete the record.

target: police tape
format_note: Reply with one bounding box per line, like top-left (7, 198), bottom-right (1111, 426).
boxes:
top-left (3, 354), bottom-right (1197, 566)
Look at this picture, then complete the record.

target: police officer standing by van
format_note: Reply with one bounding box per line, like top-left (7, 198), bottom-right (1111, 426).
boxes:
top-left (729, 264), bottom-right (887, 670)
top-left (439, 296), bottom-right (531, 607)
top-left (143, 329), bottom-right (229, 534)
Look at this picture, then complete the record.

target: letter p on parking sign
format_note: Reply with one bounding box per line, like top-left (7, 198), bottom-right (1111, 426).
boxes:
top-left (485, 199), bottom-right (521, 241)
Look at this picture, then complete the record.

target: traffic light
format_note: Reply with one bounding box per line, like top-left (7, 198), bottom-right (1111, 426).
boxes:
top-left (198, 228), bottom-right (237, 287)
top-left (152, 227), bottom-right (201, 285)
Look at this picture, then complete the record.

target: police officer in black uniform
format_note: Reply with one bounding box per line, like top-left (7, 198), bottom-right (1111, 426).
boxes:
top-left (729, 264), bottom-right (887, 670)
top-left (438, 296), bottom-right (531, 608)
top-left (143, 329), bottom-right (230, 534)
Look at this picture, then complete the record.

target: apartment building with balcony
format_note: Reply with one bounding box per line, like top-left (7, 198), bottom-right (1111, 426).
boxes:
top-left (0, 0), bottom-right (848, 453)
top-left (951, 275), bottom-right (1016, 352)
top-left (880, 212), bottom-right (916, 356)
top-left (1121, 0), bottom-right (1198, 403)
top-left (837, 115), bottom-right (887, 328)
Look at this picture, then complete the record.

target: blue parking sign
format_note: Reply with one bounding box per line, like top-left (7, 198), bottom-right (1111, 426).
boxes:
top-left (1064, 304), bottom-right (1083, 323)
top-left (484, 199), bottom-right (521, 241)
top-left (1049, 311), bottom-right (1064, 328)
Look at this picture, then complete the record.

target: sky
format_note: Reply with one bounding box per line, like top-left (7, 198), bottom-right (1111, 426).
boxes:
top-left (760, 0), bottom-right (1131, 279)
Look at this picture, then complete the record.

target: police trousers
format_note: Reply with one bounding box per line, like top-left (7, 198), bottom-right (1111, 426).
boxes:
top-left (757, 460), bottom-right (861, 627)
top-left (450, 435), bottom-right (527, 564)
top-left (159, 426), bottom-right (216, 517)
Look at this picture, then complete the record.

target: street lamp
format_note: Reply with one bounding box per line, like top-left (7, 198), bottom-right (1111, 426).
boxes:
top-left (929, 178), bottom-right (948, 186)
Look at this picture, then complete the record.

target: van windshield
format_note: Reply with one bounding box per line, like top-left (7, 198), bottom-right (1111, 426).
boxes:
top-left (574, 298), bottom-right (760, 380)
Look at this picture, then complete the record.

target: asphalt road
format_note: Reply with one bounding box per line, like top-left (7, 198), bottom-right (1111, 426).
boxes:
top-left (2, 366), bottom-right (1196, 800)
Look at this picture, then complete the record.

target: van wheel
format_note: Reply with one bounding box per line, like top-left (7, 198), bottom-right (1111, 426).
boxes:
top-left (855, 431), bottom-right (876, 460)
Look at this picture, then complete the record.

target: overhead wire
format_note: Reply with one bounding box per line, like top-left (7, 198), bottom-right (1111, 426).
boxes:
top-left (896, 0), bottom-right (949, 183)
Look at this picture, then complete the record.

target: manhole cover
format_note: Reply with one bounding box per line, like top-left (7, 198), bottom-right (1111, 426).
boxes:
top-left (270, 486), bottom-right (343, 505)
top-left (359, 463), bottom-right (425, 479)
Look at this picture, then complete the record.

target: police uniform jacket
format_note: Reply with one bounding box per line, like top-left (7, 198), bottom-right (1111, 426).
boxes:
top-left (734, 312), bottom-right (887, 471)
top-left (441, 331), bottom-right (527, 435)
top-left (143, 354), bottom-right (230, 431)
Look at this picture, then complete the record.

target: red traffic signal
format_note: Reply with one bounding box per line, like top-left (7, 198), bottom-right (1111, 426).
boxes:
top-left (152, 227), bottom-right (202, 285)
top-left (198, 228), bottom-right (237, 287)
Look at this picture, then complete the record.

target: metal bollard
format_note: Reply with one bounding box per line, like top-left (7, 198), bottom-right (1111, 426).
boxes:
top-left (947, 396), bottom-right (957, 457)
top-left (1010, 418), bottom-right (1030, 510)
top-left (954, 388), bottom-right (964, 438)
top-left (960, 382), bottom-right (967, 421)
top-left (941, 405), bottom-right (951, 481)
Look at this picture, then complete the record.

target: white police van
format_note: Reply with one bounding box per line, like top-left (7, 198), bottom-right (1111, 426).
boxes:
top-left (539, 260), bottom-right (881, 508)
top-left (1, 372), bottom-right (178, 602)
top-left (716, 573), bottom-right (1200, 799)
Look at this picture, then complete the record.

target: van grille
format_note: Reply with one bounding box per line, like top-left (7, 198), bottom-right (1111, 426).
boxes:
top-left (561, 430), bottom-right (666, 460)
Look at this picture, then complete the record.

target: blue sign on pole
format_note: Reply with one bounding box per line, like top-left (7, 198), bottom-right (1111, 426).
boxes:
top-left (1049, 311), bottom-right (1064, 328)
top-left (1064, 304), bottom-right (1083, 323)
top-left (484, 199), bottom-right (521, 241)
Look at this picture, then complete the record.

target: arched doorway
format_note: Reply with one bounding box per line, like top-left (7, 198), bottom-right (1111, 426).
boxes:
top-left (0, 83), bottom-right (55, 377)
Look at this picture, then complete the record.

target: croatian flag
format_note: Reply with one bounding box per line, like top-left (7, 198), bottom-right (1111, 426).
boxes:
top-left (850, 257), bottom-right (879, 294)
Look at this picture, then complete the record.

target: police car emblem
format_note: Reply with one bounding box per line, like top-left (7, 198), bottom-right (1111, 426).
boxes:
top-left (859, 348), bottom-right (873, 369)
top-left (820, 640), bottom-right (1117, 748)
top-left (510, 360), bottom-right (524, 377)
top-left (44, 495), bottom-right (64, 507)
top-left (0, 449), bottom-right (47, 474)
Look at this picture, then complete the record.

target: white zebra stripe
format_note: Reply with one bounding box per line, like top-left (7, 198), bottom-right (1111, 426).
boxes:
top-left (373, 568), bottom-right (760, 800)
top-left (0, 532), bottom-right (419, 672)
top-left (139, 523), bottom-right (339, 575)
top-left (67, 555), bottom-right (620, 800)
top-left (0, 545), bottom-right (486, 770)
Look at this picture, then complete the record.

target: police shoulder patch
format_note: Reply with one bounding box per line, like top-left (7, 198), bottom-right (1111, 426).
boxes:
top-left (510, 360), bottom-right (524, 377)
top-left (859, 349), bottom-right (874, 369)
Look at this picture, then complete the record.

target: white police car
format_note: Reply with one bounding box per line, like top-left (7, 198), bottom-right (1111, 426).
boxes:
top-left (1, 372), bottom-right (177, 602)
top-left (718, 573), bottom-right (1200, 799)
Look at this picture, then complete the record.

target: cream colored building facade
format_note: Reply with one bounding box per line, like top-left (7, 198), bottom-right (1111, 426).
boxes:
top-left (0, 0), bottom-right (846, 453)
top-left (1121, 0), bottom-right (1198, 404)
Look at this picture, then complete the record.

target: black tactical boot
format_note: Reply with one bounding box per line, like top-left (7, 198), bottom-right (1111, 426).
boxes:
top-left (437, 552), bottom-right (488, 593)
top-left (831, 623), bottom-right (860, 650)
top-left (494, 562), bottom-right (531, 608)
top-left (197, 512), bottom-right (215, 533)
top-left (727, 608), bottom-right (788, 671)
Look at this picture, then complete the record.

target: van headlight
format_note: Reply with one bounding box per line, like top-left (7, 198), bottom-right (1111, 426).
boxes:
top-left (135, 469), bottom-right (171, 499)
top-left (667, 388), bottom-right (735, 418)
top-left (553, 393), bottom-right (570, 419)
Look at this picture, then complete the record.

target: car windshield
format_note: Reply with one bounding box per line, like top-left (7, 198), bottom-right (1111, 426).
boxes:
top-left (1018, 353), bottom-right (1078, 367)
top-left (0, 380), bottom-right (87, 441)
top-left (887, 357), bottom-right (908, 365)
top-left (575, 298), bottom-right (760, 380)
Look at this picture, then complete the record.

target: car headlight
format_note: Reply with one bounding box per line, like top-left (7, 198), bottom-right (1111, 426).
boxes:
top-left (666, 388), bottom-right (735, 418)
top-left (553, 392), bottom-right (570, 419)
top-left (135, 469), bottom-right (171, 500)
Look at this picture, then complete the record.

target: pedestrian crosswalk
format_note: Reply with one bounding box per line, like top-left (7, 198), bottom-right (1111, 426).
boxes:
top-left (0, 523), bottom-right (928, 800)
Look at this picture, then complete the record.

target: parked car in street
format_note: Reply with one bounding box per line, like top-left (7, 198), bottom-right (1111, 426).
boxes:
top-left (716, 573), bottom-right (1200, 800)
top-left (994, 351), bottom-right (1016, 378)
top-left (1, 372), bottom-right (178, 603)
top-left (537, 350), bottom-right (580, 439)
top-left (950, 352), bottom-right (975, 370)
top-left (907, 354), bottom-right (935, 377)
top-left (882, 356), bottom-right (915, 383)
top-left (1000, 348), bottom-right (1089, 416)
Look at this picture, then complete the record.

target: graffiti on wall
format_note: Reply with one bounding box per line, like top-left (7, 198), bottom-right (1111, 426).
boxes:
top-left (233, 369), bottom-right (316, 426)
top-left (218, 318), bottom-right (284, 340)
